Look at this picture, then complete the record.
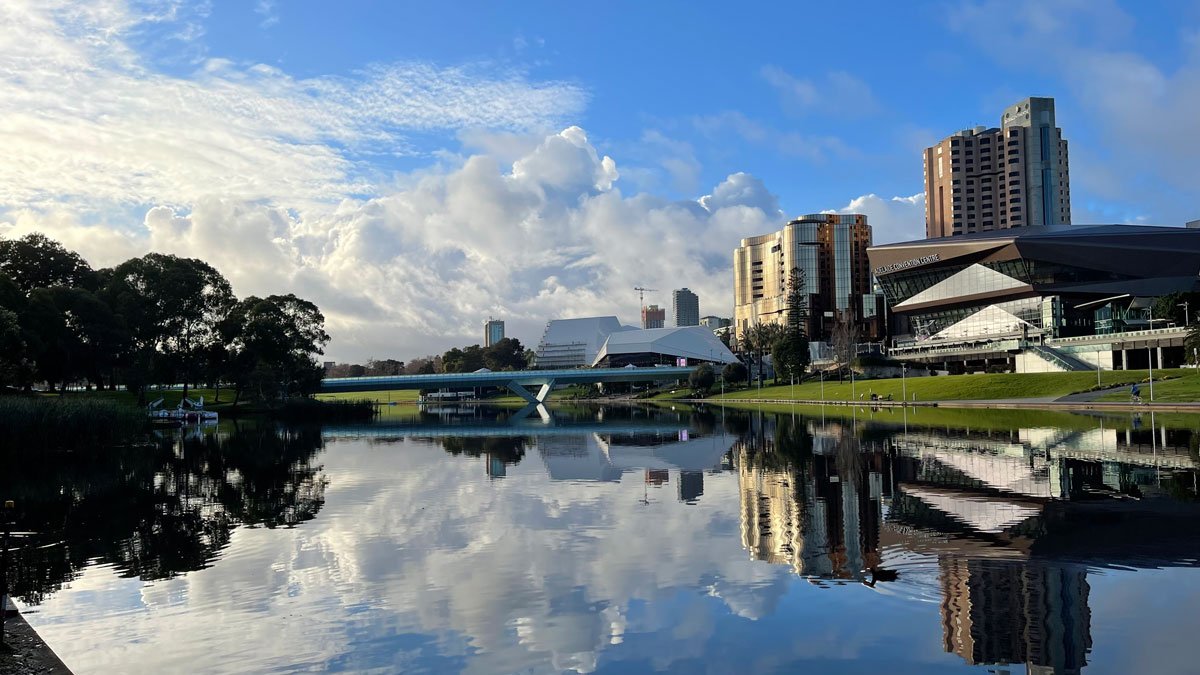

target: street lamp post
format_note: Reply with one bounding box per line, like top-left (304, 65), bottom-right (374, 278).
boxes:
top-left (901, 363), bottom-right (907, 405)
top-left (1, 500), bottom-right (12, 648)
top-left (1180, 301), bottom-right (1191, 327)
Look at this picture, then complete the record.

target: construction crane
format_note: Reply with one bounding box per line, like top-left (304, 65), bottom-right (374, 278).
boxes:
top-left (634, 286), bottom-right (658, 310)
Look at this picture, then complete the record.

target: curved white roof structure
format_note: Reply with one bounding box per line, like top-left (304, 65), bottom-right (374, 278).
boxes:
top-left (534, 316), bottom-right (636, 368)
top-left (592, 326), bottom-right (739, 366)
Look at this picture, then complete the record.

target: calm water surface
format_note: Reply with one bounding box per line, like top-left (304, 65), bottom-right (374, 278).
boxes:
top-left (7, 404), bottom-right (1200, 674)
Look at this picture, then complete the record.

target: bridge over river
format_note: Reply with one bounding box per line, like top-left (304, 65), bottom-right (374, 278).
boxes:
top-left (320, 365), bottom-right (697, 405)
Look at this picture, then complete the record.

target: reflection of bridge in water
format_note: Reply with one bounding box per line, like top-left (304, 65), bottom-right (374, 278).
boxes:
top-left (321, 420), bottom-right (688, 439)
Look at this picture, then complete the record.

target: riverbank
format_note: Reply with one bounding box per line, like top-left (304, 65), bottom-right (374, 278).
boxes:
top-left (686, 368), bottom-right (1200, 404)
top-left (1, 602), bottom-right (72, 675)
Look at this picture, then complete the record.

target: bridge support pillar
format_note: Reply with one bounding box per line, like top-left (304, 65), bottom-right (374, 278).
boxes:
top-left (506, 379), bottom-right (556, 405)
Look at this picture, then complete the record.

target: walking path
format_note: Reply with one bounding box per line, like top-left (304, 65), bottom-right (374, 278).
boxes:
top-left (1054, 385), bottom-right (1132, 403)
top-left (1, 601), bottom-right (72, 675)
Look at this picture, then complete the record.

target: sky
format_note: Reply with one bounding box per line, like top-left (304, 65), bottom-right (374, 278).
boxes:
top-left (2, 0), bottom-right (1199, 362)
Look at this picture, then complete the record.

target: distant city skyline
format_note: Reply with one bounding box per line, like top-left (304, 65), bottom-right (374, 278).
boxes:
top-left (1, 2), bottom-right (1197, 361)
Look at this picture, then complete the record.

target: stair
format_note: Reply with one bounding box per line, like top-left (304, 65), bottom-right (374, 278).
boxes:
top-left (1028, 345), bottom-right (1093, 372)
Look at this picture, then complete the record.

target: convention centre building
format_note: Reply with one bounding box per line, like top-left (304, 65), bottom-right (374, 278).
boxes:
top-left (867, 224), bottom-right (1200, 372)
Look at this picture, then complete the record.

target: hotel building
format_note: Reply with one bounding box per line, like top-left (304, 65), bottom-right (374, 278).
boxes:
top-left (733, 213), bottom-right (877, 343)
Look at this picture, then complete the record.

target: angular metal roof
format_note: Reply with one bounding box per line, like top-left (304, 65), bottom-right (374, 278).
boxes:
top-left (592, 326), bottom-right (739, 365)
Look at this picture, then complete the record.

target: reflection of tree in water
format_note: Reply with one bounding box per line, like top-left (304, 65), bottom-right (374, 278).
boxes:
top-left (2, 422), bottom-right (326, 604)
top-left (439, 436), bottom-right (528, 465)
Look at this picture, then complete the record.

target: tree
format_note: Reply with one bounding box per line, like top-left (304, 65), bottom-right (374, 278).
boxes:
top-left (775, 267), bottom-right (812, 381)
top-left (745, 322), bottom-right (785, 384)
top-left (221, 294), bottom-right (330, 404)
top-left (366, 358), bottom-right (404, 376)
top-left (1187, 322), bottom-right (1200, 365)
top-left (103, 254), bottom-right (235, 401)
top-left (0, 233), bottom-right (95, 294)
top-left (0, 307), bottom-right (23, 386)
top-left (689, 363), bottom-right (715, 396)
top-left (442, 345), bottom-right (486, 373)
top-left (484, 337), bottom-right (526, 371)
top-left (830, 310), bottom-right (860, 376)
top-left (721, 361), bottom-right (747, 385)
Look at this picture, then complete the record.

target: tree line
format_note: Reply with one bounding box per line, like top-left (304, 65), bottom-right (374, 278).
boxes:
top-left (0, 233), bottom-right (330, 405)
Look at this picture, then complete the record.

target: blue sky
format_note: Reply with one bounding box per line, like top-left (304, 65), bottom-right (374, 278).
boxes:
top-left (2, 0), bottom-right (1199, 359)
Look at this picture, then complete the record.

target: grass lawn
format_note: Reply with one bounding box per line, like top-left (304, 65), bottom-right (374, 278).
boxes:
top-left (316, 389), bottom-right (420, 404)
top-left (1094, 368), bottom-right (1200, 402)
top-left (703, 399), bottom-right (1200, 432)
top-left (706, 369), bottom-right (1195, 403)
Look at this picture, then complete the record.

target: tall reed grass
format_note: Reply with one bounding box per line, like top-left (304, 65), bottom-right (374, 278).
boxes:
top-left (0, 397), bottom-right (145, 451)
top-left (275, 397), bottom-right (377, 423)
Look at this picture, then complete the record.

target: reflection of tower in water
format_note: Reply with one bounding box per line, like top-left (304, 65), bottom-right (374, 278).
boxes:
top-left (734, 421), bottom-right (890, 580)
top-left (939, 558), bottom-right (1091, 674)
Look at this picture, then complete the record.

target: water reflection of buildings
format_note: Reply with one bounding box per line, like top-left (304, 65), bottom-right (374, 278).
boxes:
top-left (939, 559), bottom-right (1089, 675)
top-left (732, 411), bottom-right (1200, 675)
top-left (735, 421), bottom-right (888, 580)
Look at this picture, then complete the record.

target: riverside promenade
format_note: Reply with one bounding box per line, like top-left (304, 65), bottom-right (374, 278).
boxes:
top-left (1, 600), bottom-right (72, 675)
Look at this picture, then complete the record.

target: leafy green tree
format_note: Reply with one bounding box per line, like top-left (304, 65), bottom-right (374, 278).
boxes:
top-left (484, 337), bottom-right (526, 371)
top-left (689, 363), bottom-right (715, 396)
top-left (221, 294), bottom-right (330, 405)
top-left (21, 287), bottom-right (128, 392)
top-left (721, 361), bottom-right (747, 385)
top-left (745, 322), bottom-right (786, 384)
top-left (774, 267), bottom-right (811, 381)
top-left (103, 254), bottom-right (234, 400)
top-left (442, 345), bottom-right (486, 372)
top-left (0, 307), bottom-right (23, 386)
top-left (0, 233), bottom-right (95, 294)
top-left (366, 358), bottom-right (405, 376)
top-left (1187, 322), bottom-right (1200, 365)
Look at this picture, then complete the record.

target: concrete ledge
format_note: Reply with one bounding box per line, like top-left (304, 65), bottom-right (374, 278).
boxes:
top-left (1, 604), bottom-right (73, 674)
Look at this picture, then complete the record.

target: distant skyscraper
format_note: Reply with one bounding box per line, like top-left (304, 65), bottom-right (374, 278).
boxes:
top-left (641, 304), bottom-right (666, 329)
top-left (672, 288), bottom-right (699, 327)
top-left (484, 318), bottom-right (505, 347)
top-left (924, 96), bottom-right (1070, 238)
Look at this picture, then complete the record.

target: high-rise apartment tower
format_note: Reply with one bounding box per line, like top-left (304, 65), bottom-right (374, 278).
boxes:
top-left (484, 318), bottom-right (505, 347)
top-left (924, 97), bottom-right (1070, 238)
top-left (672, 288), bottom-right (700, 327)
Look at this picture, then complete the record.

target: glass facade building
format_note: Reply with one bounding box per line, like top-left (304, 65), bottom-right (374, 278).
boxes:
top-left (733, 213), bottom-right (876, 343)
top-left (868, 225), bottom-right (1200, 347)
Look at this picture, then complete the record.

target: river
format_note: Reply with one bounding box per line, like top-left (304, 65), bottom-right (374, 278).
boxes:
top-left (5, 403), bottom-right (1200, 674)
